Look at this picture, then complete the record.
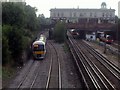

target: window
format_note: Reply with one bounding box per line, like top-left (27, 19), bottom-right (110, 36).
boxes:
top-left (110, 13), bottom-right (112, 17)
top-left (58, 13), bottom-right (59, 17)
top-left (74, 12), bottom-right (76, 17)
top-left (61, 13), bottom-right (64, 17)
top-left (39, 45), bottom-right (44, 51)
top-left (70, 12), bottom-right (72, 17)
top-left (102, 13), bottom-right (104, 17)
top-left (53, 13), bottom-right (56, 17)
top-left (106, 13), bottom-right (108, 17)
top-left (33, 45), bottom-right (44, 51)
top-left (90, 12), bottom-right (92, 17)
top-left (84, 13), bottom-right (86, 16)
top-left (94, 13), bottom-right (97, 17)
top-left (80, 13), bottom-right (82, 17)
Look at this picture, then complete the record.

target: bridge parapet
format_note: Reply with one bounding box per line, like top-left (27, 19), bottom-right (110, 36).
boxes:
top-left (66, 23), bottom-right (116, 31)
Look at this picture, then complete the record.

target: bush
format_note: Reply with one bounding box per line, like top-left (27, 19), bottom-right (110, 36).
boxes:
top-left (54, 21), bottom-right (66, 43)
top-left (2, 25), bottom-right (24, 66)
top-left (2, 36), bottom-right (11, 66)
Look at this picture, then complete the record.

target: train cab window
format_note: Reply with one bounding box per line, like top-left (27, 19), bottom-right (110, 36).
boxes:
top-left (33, 45), bottom-right (44, 51)
top-left (107, 36), bottom-right (112, 40)
top-left (39, 45), bottom-right (44, 51)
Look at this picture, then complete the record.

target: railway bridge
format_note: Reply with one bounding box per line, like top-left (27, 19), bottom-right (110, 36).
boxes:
top-left (66, 23), bottom-right (115, 31)
top-left (41, 22), bottom-right (116, 40)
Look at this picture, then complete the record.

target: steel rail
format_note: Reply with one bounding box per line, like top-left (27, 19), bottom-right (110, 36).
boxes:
top-left (16, 60), bottom-right (35, 90)
top-left (73, 39), bottom-right (111, 89)
top-left (45, 42), bottom-right (62, 89)
top-left (68, 36), bottom-right (97, 89)
top-left (77, 40), bottom-right (119, 89)
top-left (83, 40), bottom-right (120, 73)
top-left (75, 40), bottom-right (115, 89)
top-left (82, 40), bottom-right (120, 80)
top-left (45, 43), bottom-right (53, 89)
top-left (51, 43), bottom-right (62, 89)
top-left (67, 40), bottom-right (89, 89)
top-left (30, 43), bottom-right (51, 89)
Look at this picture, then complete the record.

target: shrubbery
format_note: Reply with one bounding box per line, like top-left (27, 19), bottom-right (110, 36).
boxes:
top-left (54, 21), bottom-right (67, 43)
top-left (2, 2), bottom-right (46, 67)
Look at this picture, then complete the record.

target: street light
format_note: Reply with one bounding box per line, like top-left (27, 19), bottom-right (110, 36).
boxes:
top-left (103, 41), bottom-right (106, 54)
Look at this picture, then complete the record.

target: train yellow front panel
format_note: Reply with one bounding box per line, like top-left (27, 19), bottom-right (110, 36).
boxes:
top-left (34, 51), bottom-right (44, 54)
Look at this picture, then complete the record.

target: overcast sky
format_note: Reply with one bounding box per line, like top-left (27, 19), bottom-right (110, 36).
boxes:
top-left (25, 0), bottom-right (119, 18)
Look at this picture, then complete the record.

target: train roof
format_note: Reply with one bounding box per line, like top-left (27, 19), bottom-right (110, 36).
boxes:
top-left (38, 35), bottom-right (46, 42)
top-left (33, 34), bottom-right (46, 45)
top-left (33, 40), bottom-right (45, 45)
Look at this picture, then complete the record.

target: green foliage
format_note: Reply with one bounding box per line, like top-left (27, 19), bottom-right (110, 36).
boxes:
top-left (2, 66), bottom-right (16, 83)
top-left (54, 21), bottom-right (67, 43)
top-left (24, 5), bottom-right (37, 31)
top-left (2, 25), bottom-right (24, 66)
top-left (22, 36), bottom-right (31, 49)
top-left (2, 2), bottom-right (25, 28)
top-left (37, 14), bottom-right (46, 25)
top-left (2, 2), bottom-right (38, 31)
top-left (62, 43), bottom-right (69, 53)
top-left (2, 25), bottom-right (12, 65)
top-left (2, 35), bottom-right (11, 65)
top-left (8, 27), bottom-right (23, 60)
top-left (2, 2), bottom-right (49, 66)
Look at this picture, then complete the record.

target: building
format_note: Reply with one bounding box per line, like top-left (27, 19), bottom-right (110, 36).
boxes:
top-left (50, 2), bottom-right (115, 24)
top-left (1, 0), bottom-right (7, 2)
top-left (9, 0), bottom-right (25, 2)
top-left (118, 1), bottom-right (120, 18)
top-left (1, 0), bottom-right (25, 2)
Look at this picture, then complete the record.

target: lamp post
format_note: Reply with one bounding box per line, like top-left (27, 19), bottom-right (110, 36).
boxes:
top-left (103, 41), bottom-right (106, 54)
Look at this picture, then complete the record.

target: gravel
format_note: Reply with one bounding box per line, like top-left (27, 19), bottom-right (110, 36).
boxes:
top-left (53, 42), bottom-right (82, 88)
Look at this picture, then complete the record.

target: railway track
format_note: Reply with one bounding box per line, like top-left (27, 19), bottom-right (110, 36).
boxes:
top-left (77, 40), bottom-right (120, 89)
top-left (83, 40), bottom-right (120, 72)
top-left (67, 32), bottom-right (120, 89)
top-left (7, 31), bottom-right (62, 89)
top-left (17, 61), bottom-right (41, 89)
top-left (16, 41), bottom-right (62, 89)
top-left (96, 41), bottom-right (120, 57)
top-left (46, 41), bottom-right (62, 89)
top-left (68, 36), bottom-right (96, 89)
top-left (7, 60), bottom-right (35, 89)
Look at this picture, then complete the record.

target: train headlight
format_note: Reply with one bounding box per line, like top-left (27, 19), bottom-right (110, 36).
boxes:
top-left (77, 33), bottom-right (79, 35)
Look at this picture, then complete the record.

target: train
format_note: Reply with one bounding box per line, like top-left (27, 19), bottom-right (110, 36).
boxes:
top-left (99, 35), bottom-right (113, 44)
top-left (70, 29), bottom-right (79, 35)
top-left (70, 29), bottom-right (79, 39)
top-left (32, 34), bottom-right (46, 60)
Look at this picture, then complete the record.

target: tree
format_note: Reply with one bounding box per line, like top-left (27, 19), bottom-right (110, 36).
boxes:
top-left (24, 5), bottom-right (38, 31)
top-left (8, 27), bottom-right (24, 66)
top-left (2, 2), bottom-right (25, 28)
top-left (2, 35), bottom-right (11, 66)
top-left (2, 25), bottom-right (24, 66)
top-left (2, 2), bottom-right (48, 66)
top-left (54, 21), bottom-right (67, 43)
top-left (37, 14), bottom-right (46, 25)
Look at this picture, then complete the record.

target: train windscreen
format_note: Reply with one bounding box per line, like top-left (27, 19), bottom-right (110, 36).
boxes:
top-left (33, 44), bottom-right (44, 51)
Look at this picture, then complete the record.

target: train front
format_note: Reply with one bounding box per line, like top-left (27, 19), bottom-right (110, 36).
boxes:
top-left (32, 36), bottom-right (46, 60)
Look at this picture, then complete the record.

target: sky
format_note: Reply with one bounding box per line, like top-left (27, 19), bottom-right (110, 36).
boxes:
top-left (25, 0), bottom-right (120, 18)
